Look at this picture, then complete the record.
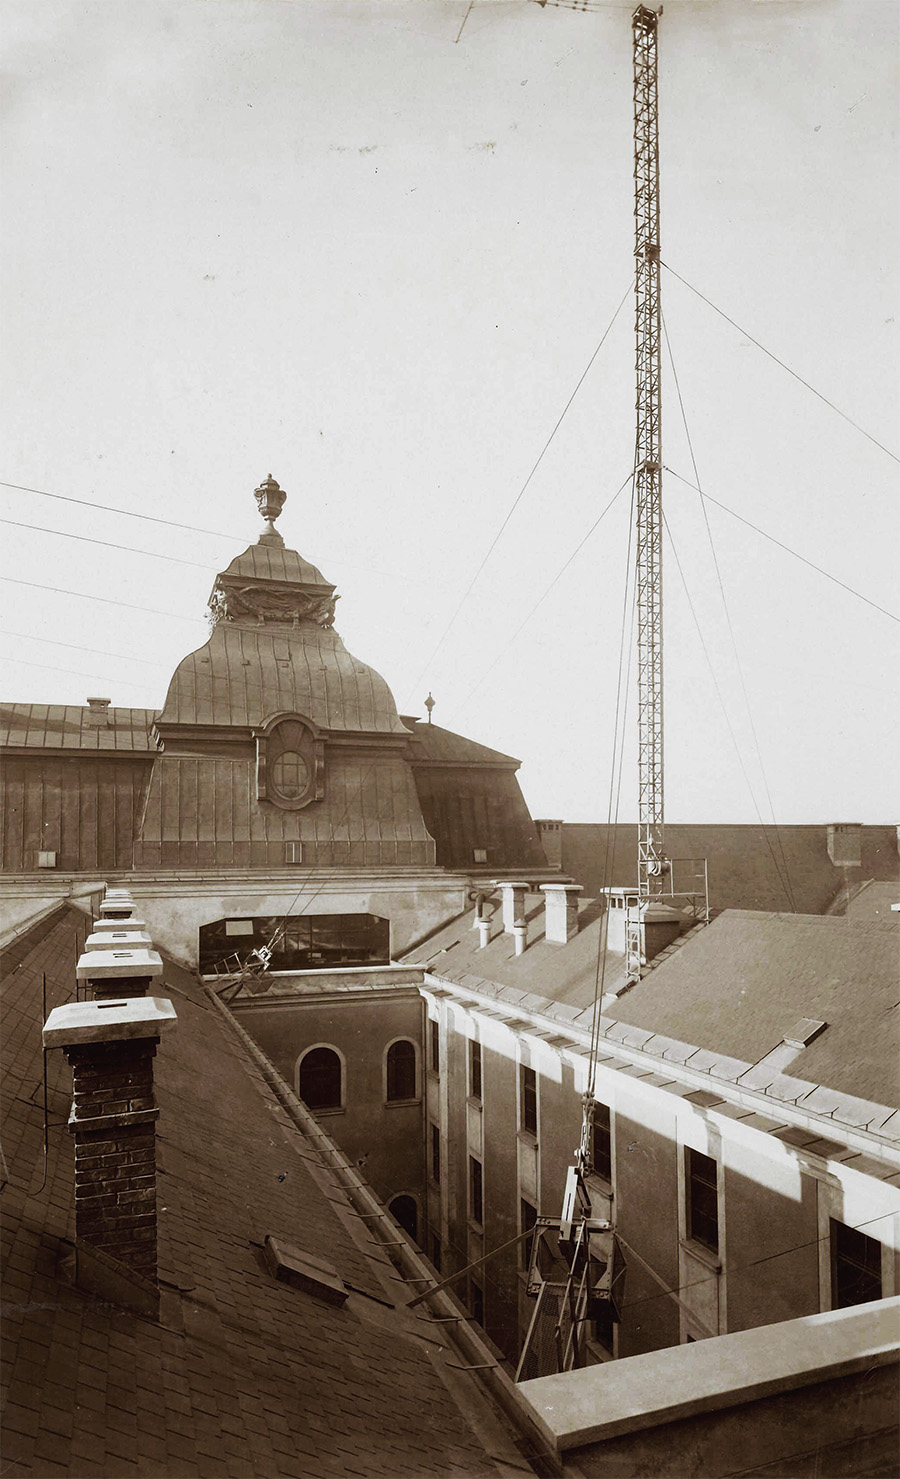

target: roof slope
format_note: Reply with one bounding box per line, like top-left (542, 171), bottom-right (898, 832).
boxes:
top-left (220, 541), bottom-right (334, 589)
top-left (1, 907), bottom-right (509, 1478)
top-left (0, 705), bottom-right (154, 751)
top-left (157, 623), bottom-right (409, 734)
top-left (611, 909), bottom-right (900, 1105)
top-left (404, 721), bottom-right (520, 767)
top-left (404, 894), bottom-right (625, 1012)
top-left (561, 823), bottom-right (900, 916)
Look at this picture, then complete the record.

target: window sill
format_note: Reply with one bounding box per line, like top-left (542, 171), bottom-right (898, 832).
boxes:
top-left (586, 1173), bottom-right (614, 1199)
top-left (468, 1219), bottom-right (484, 1235)
top-left (311, 1105), bottom-right (345, 1119)
top-left (466, 1095), bottom-right (483, 1112)
top-left (517, 1129), bottom-right (538, 1149)
top-left (679, 1236), bottom-right (721, 1272)
top-left (384, 1097), bottom-right (421, 1109)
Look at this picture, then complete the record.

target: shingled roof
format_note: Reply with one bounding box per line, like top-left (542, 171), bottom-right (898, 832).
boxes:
top-left (1, 906), bottom-right (530, 1478)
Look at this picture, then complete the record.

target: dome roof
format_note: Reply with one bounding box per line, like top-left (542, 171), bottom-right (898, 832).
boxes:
top-left (159, 595), bottom-right (407, 735)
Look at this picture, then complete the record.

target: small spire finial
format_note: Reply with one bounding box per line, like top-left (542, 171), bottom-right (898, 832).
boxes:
top-left (254, 474), bottom-right (286, 545)
top-left (424, 692), bottom-right (435, 725)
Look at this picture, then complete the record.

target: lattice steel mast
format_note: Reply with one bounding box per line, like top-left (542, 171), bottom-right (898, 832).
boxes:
top-left (633, 5), bottom-right (666, 905)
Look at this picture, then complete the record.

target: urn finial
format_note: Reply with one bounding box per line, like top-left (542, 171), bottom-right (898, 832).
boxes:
top-left (254, 474), bottom-right (286, 545)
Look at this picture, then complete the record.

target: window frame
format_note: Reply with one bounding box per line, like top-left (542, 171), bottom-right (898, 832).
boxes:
top-left (469, 1039), bottom-right (483, 1102)
top-left (296, 1043), bottom-right (345, 1115)
top-left (520, 1197), bottom-right (537, 1271)
top-left (469, 1155), bottom-right (484, 1227)
top-left (429, 1017), bottom-right (440, 1075)
top-left (384, 1037), bottom-right (419, 1105)
top-left (430, 1122), bottom-right (441, 1186)
top-left (830, 1218), bottom-right (883, 1309)
top-left (685, 1146), bottom-right (719, 1253)
top-left (519, 1063), bottom-right (538, 1138)
top-left (591, 1101), bottom-right (612, 1184)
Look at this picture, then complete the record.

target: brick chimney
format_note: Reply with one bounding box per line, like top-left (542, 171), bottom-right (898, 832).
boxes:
top-left (540, 883), bottom-right (582, 944)
top-left (77, 946), bottom-right (164, 1001)
top-left (42, 996), bottom-right (177, 1302)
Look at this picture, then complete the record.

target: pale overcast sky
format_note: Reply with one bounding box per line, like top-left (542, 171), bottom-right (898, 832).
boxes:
top-left (1, 0), bottom-right (898, 825)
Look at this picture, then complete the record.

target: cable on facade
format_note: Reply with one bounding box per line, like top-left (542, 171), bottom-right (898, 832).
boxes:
top-left (662, 313), bottom-right (797, 913)
top-left (662, 511), bottom-right (808, 913)
top-left (617, 1210), bottom-right (898, 1318)
top-left (663, 468), bottom-right (900, 626)
top-left (661, 262), bottom-right (900, 465)
top-left (408, 284), bottom-right (631, 700)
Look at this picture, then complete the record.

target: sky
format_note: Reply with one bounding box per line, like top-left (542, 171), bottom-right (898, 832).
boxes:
top-left (1, 0), bottom-right (898, 826)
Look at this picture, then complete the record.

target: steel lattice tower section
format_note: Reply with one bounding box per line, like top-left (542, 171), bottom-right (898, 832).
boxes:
top-left (633, 4), bottom-right (666, 905)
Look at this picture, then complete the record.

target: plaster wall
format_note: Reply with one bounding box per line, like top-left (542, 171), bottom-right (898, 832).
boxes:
top-left (235, 990), bottom-right (426, 1221)
top-left (552, 1362), bottom-right (899, 1478)
top-left (75, 872), bottom-right (467, 968)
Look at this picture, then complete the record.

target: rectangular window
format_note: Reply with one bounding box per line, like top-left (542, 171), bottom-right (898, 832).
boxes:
top-left (430, 1123), bottom-right (441, 1185)
top-left (469, 1156), bottom-right (483, 1226)
top-left (831, 1219), bottom-right (883, 1308)
top-left (429, 1018), bottom-right (440, 1074)
top-left (469, 1040), bottom-right (482, 1101)
top-left (594, 1302), bottom-right (614, 1353)
top-left (591, 1102), bottom-right (612, 1182)
top-left (520, 1064), bottom-right (537, 1137)
top-left (686, 1148), bottom-right (719, 1252)
top-left (469, 1277), bottom-right (484, 1325)
top-left (520, 1198), bottom-right (537, 1270)
top-left (431, 1235), bottom-right (442, 1273)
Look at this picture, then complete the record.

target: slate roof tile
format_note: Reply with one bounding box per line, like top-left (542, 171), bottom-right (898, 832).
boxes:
top-left (1, 904), bottom-right (511, 1479)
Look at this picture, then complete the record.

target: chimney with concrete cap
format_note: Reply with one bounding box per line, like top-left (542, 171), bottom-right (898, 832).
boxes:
top-left (541, 883), bottom-right (582, 944)
top-left (492, 880), bottom-right (529, 955)
top-left (86, 697), bottom-right (111, 727)
top-left (77, 947), bottom-right (164, 1001)
top-left (42, 996), bottom-right (177, 1298)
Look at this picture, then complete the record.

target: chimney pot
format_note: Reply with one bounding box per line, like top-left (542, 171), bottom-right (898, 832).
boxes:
top-left (477, 917), bottom-right (491, 948)
top-left (512, 921), bottom-right (527, 957)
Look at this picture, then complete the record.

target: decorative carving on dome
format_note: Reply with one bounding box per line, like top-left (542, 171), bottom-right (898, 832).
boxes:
top-left (208, 579), bottom-right (338, 630)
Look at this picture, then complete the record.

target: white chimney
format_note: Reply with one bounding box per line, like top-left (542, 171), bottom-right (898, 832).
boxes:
top-left (492, 880), bottom-right (529, 936)
top-left (540, 883), bottom-right (582, 944)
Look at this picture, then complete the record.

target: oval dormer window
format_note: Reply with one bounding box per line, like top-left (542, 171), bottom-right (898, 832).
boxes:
top-left (271, 750), bottom-right (309, 799)
top-left (260, 716), bottom-right (320, 809)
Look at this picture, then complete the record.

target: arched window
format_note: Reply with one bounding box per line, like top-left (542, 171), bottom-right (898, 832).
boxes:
top-left (298, 1046), bottom-right (342, 1112)
top-left (389, 1195), bottom-right (418, 1243)
top-left (385, 1039), bottom-right (417, 1103)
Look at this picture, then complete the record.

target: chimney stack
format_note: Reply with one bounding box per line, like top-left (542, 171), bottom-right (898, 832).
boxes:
top-left (43, 998), bottom-right (176, 1291)
top-left (43, 891), bottom-right (176, 1315)
top-left (492, 880), bottom-right (529, 935)
top-left (540, 883), bottom-right (582, 944)
top-left (86, 697), bottom-right (111, 727)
